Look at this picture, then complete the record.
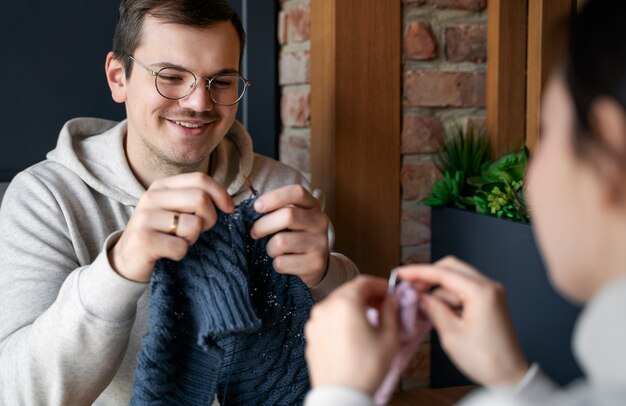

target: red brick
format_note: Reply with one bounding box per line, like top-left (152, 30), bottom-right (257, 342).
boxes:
top-left (425, 0), bottom-right (486, 11)
top-left (403, 71), bottom-right (486, 107)
top-left (279, 50), bottom-right (310, 85)
top-left (401, 206), bottom-right (431, 246)
top-left (404, 22), bottom-right (437, 60)
top-left (285, 3), bottom-right (311, 43)
top-left (401, 245), bottom-right (431, 264)
top-left (281, 89), bottom-right (311, 128)
top-left (402, 115), bottom-right (445, 154)
top-left (445, 25), bottom-right (487, 63)
top-left (280, 134), bottom-right (311, 173)
top-left (401, 162), bottom-right (440, 201)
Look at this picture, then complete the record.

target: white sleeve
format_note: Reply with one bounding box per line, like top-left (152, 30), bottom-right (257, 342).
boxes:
top-left (0, 173), bottom-right (146, 405)
top-left (304, 385), bottom-right (375, 406)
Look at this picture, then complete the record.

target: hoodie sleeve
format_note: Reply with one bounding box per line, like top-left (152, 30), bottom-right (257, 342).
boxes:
top-left (0, 171), bottom-right (147, 405)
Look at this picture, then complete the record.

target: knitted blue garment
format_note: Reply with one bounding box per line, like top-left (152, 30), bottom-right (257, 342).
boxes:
top-left (130, 197), bottom-right (313, 405)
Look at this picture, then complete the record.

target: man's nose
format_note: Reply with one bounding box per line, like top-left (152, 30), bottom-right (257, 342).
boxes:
top-left (178, 81), bottom-right (214, 112)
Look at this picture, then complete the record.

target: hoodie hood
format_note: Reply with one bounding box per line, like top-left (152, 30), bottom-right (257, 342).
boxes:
top-left (47, 117), bottom-right (255, 206)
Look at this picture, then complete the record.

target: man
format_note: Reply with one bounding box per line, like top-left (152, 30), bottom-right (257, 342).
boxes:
top-left (0, 1), bottom-right (358, 404)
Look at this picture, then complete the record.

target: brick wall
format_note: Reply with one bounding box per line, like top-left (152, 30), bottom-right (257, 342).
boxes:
top-left (400, 0), bottom-right (486, 388)
top-left (278, 0), bottom-right (312, 179)
top-left (401, 0), bottom-right (487, 267)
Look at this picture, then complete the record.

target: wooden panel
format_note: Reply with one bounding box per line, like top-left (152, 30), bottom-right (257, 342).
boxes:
top-left (487, 0), bottom-right (529, 158)
top-left (311, 0), bottom-right (401, 277)
top-left (526, 0), bottom-right (574, 150)
top-left (311, 0), bottom-right (336, 220)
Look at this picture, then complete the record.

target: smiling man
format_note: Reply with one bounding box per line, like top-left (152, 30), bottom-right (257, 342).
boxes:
top-left (0, 1), bottom-right (358, 404)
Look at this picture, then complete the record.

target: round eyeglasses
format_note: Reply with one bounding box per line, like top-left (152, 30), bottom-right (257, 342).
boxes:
top-left (129, 56), bottom-right (251, 106)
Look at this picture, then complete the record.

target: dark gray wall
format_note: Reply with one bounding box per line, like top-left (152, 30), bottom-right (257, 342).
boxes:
top-left (0, 1), bottom-right (278, 182)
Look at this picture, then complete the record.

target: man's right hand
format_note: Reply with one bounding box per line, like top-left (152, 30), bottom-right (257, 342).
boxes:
top-left (108, 172), bottom-right (234, 283)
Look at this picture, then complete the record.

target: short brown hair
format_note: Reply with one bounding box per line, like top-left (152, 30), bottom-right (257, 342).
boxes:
top-left (112, 0), bottom-right (246, 77)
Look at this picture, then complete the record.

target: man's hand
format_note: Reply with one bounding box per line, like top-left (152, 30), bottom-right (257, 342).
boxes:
top-left (398, 256), bottom-right (530, 387)
top-left (250, 185), bottom-right (330, 287)
top-left (305, 276), bottom-right (399, 395)
top-left (108, 173), bottom-right (234, 283)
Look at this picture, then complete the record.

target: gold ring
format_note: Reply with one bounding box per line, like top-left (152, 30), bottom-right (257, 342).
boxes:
top-left (169, 213), bottom-right (180, 235)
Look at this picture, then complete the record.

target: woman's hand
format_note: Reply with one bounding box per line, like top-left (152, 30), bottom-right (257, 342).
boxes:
top-left (398, 256), bottom-right (529, 387)
top-left (304, 276), bottom-right (400, 395)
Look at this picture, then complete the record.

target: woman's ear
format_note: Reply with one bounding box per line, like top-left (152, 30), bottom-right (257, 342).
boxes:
top-left (588, 98), bottom-right (626, 204)
top-left (105, 52), bottom-right (127, 104)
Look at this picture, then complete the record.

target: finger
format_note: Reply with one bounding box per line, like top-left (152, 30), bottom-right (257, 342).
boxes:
top-left (150, 172), bottom-right (234, 213)
top-left (337, 275), bottom-right (390, 306)
top-left (379, 297), bottom-right (399, 338)
top-left (431, 287), bottom-right (463, 308)
top-left (250, 207), bottom-right (327, 239)
top-left (144, 210), bottom-right (203, 243)
top-left (434, 256), bottom-right (489, 282)
top-left (254, 184), bottom-right (319, 213)
top-left (397, 264), bottom-right (483, 299)
top-left (131, 228), bottom-right (191, 263)
top-left (420, 294), bottom-right (460, 333)
top-left (272, 252), bottom-right (328, 285)
top-left (171, 213), bottom-right (204, 244)
top-left (140, 188), bottom-right (219, 231)
top-left (265, 231), bottom-right (327, 258)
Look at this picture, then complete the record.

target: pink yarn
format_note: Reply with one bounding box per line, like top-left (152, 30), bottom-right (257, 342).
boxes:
top-left (366, 281), bottom-right (432, 405)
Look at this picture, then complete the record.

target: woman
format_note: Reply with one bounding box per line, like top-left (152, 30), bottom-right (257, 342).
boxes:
top-left (304, 1), bottom-right (626, 405)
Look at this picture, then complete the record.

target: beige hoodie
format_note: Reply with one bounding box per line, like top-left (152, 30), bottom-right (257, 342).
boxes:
top-left (0, 117), bottom-right (358, 405)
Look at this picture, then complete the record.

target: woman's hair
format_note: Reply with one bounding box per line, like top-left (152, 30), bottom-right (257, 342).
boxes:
top-left (566, 0), bottom-right (626, 157)
top-left (111, 0), bottom-right (246, 77)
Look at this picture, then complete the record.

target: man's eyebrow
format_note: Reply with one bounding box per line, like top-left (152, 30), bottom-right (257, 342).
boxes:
top-left (151, 61), bottom-right (240, 76)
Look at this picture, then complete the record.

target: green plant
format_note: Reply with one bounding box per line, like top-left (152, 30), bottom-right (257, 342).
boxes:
top-left (469, 147), bottom-right (530, 223)
top-left (424, 124), bottom-right (530, 223)
top-left (423, 124), bottom-right (490, 209)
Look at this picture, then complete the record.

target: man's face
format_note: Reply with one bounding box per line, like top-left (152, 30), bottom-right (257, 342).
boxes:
top-left (109, 16), bottom-right (241, 177)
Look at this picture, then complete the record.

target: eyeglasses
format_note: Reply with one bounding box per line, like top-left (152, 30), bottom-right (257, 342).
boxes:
top-left (129, 56), bottom-right (250, 106)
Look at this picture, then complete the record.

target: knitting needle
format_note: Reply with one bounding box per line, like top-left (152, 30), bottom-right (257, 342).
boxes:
top-left (387, 268), bottom-right (400, 296)
top-left (242, 175), bottom-right (258, 197)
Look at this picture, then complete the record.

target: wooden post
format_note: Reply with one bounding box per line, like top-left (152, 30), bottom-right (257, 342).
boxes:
top-left (311, 0), bottom-right (401, 277)
top-left (487, 0), bottom-right (529, 158)
top-left (526, 0), bottom-right (575, 150)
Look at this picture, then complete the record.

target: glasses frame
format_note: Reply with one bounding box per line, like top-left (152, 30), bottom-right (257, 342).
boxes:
top-left (128, 56), bottom-right (251, 106)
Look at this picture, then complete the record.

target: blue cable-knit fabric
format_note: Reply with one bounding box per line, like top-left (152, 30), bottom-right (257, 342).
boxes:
top-left (130, 196), bottom-right (313, 405)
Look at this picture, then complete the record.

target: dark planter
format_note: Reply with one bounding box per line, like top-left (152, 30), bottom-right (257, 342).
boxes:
top-left (430, 207), bottom-right (583, 387)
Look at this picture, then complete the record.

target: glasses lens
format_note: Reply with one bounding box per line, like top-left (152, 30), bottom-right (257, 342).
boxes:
top-left (155, 67), bottom-right (195, 99)
top-left (210, 74), bottom-right (248, 105)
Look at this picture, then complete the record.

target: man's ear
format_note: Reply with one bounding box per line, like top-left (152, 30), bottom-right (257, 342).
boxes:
top-left (588, 98), bottom-right (626, 203)
top-left (105, 52), bottom-right (127, 104)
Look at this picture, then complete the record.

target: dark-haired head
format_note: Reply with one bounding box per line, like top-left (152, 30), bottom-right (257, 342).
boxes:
top-left (111, 0), bottom-right (246, 78)
top-left (526, 0), bottom-right (626, 303)
top-left (565, 0), bottom-right (626, 161)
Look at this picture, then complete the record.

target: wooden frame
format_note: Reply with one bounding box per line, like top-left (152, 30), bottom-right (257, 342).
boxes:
top-left (486, 0), bottom-right (529, 159)
top-left (525, 0), bottom-right (575, 149)
top-left (311, 0), bottom-right (401, 277)
top-left (488, 0), bottom-right (576, 155)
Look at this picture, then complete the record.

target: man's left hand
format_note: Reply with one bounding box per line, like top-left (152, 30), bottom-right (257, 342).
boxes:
top-left (250, 184), bottom-right (329, 287)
